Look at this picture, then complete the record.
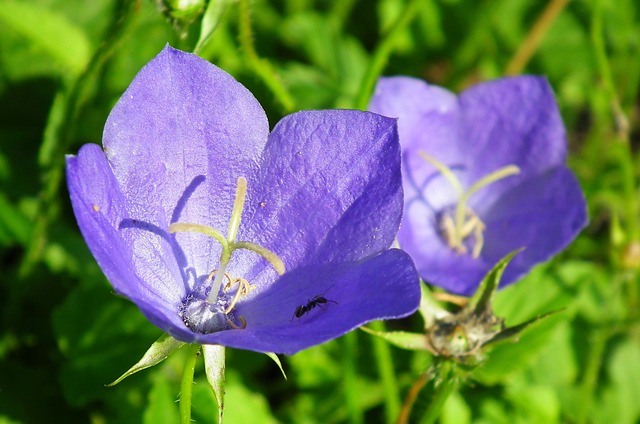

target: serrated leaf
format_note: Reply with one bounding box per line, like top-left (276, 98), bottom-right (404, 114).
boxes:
top-left (107, 333), bottom-right (186, 386)
top-left (361, 327), bottom-right (428, 351)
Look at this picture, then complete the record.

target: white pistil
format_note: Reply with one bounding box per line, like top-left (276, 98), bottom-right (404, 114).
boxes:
top-left (208, 260), bottom-right (228, 303)
top-left (419, 150), bottom-right (520, 258)
top-left (170, 176), bottom-right (286, 328)
top-left (227, 177), bottom-right (247, 245)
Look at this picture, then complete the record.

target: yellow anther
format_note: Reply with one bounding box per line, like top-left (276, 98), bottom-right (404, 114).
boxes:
top-left (226, 316), bottom-right (247, 330)
top-left (421, 150), bottom-right (518, 258)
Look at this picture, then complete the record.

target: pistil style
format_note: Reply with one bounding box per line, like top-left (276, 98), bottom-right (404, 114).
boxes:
top-left (419, 151), bottom-right (520, 258)
top-left (169, 176), bottom-right (285, 332)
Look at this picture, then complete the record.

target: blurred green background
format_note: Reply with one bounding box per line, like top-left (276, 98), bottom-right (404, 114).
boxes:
top-left (1, 0), bottom-right (639, 422)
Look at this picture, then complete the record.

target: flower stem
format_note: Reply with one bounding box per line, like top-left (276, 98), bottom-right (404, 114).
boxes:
top-left (505, 0), bottom-right (570, 75)
top-left (354, 0), bottom-right (420, 110)
top-left (405, 359), bottom-right (459, 424)
top-left (369, 320), bottom-right (401, 423)
top-left (343, 332), bottom-right (363, 424)
top-left (180, 344), bottom-right (201, 424)
top-left (238, 0), bottom-right (296, 113)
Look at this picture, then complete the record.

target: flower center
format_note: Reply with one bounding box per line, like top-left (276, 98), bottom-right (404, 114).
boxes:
top-left (170, 177), bottom-right (285, 333)
top-left (418, 151), bottom-right (520, 258)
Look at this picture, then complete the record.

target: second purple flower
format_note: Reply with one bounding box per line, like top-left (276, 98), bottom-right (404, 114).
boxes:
top-left (369, 76), bottom-right (587, 296)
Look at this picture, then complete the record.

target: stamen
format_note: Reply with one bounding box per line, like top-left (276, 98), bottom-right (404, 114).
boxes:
top-left (226, 316), bottom-right (247, 330)
top-left (455, 165), bottom-right (519, 245)
top-left (171, 176), bottom-right (286, 333)
top-left (224, 277), bottom-right (254, 314)
top-left (418, 150), bottom-right (520, 258)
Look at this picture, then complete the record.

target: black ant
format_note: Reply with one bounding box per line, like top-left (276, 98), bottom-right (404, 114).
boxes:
top-left (292, 295), bottom-right (337, 320)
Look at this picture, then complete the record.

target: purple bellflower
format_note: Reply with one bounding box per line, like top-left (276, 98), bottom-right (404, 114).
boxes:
top-left (66, 46), bottom-right (420, 355)
top-left (369, 76), bottom-right (587, 296)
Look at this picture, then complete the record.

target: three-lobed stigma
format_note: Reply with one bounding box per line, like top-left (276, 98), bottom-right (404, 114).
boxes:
top-left (418, 151), bottom-right (519, 258)
top-left (170, 177), bottom-right (284, 334)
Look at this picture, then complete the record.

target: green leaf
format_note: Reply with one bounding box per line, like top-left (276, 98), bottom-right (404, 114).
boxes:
top-left (192, 371), bottom-right (278, 424)
top-left (472, 312), bottom-right (565, 385)
top-left (52, 282), bottom-right (161, 406)
top-left (108, 333), bottom-right (186, 386)
top-left (360, 326), bottom-right (428, 351)
top-left (143, 376), bottom-right (180, 424)
top-left (0, 1), bottom-right (91, 75)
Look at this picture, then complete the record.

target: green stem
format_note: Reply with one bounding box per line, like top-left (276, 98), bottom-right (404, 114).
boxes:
top-left (576, 329), bottom-right (607, 424)
top-left (180, 344), bottom-right (201, 424)
top-left (369, 321), bottom-right (401, 423)
top-left (354, 0), bottom-right (420, 110)
top-left (407, 360), bottom-right (459, 424)
top-left (343, 332), bottom-right (363, 424)
top-left (590, 0), bottom-right (627, 138)
top-left (238, 0), bottom-right (296, 113)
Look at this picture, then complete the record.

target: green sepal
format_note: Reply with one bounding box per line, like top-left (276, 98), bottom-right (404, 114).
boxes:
top-left (203, 345), bottom-right (226, 424)
top-left (418, 283), bottom-right (450, 330)
top-left (466, 249), bottom-right (523, 316)
top-left (483, 309), bottom-right (564, 350)
top-left (265, 352), bottom-right (287, 380)
top-left (361, 326), bottom-right (428, 351)
top-left (107, 333), bottom-right (186, 386)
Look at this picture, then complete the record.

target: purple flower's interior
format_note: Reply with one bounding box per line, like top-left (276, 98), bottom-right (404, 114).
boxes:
top-left (369, 76), bottom-right (587, 295)
top-left (67, 46), bottom-right (420, 353)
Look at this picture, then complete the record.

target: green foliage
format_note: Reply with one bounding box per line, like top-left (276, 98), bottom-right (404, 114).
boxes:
top-left (1, 0), bottom-right (639, 423)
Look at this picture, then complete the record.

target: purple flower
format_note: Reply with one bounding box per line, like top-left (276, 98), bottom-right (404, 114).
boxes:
top-left (66, 46), bottom-right (419, 355)
top-left (369, 76), bottom-right (587, 296)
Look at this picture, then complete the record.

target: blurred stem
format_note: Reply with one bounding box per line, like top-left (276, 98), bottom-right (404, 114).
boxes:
top-left (400, 359), bottom-right (459, 424)
top-left (590, 0), bottom-right (629, 141)
top-left (19, 0), bottom-right (139, 276)
top-left (396, 372), bottom-right (428, 424)
top-left (505, 0), bottom-right (569, 75)
top-left (238, 0), bottom-right (296, 114)
top-left (343, 332), bottom-right (363, 424)
top-left (576, 329), bottom-right (607, 424)
top-left (329, 0), bottom-right (357, 30)
top-left (354, 0), bottom-right (420, 110)
top-left (180, 344), bottom-right (201, 424)
top-left (590, 0), bottom-right (637, 243)
top-left (370, 320), bottom-right (401, 423)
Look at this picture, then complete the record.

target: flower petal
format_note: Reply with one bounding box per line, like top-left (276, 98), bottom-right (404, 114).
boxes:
top-left (66, 143), bottom-right (189, 336)
top-left (102, 45), bottom-right (269, 285)
top-left (482, 166), bottom-right (588, 286)
top-left (229, 110), bottom-right (403, 289)
top-left (191, 249), bottom-right (420, 354)
top-left (459, 76), bottom-right (568, 203)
